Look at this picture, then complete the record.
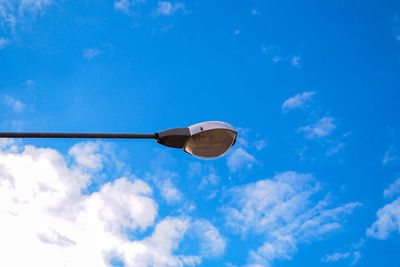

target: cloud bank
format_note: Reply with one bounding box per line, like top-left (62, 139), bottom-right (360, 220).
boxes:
top-left (0, 141), bottom-right (224, 267)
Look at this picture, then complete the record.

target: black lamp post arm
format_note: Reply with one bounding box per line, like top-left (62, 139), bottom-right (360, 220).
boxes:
top-left (0, 132), bottom-right (157, 139)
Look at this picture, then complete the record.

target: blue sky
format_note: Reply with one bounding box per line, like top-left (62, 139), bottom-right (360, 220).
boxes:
top-left (1, 0), bottom-right (400, 266)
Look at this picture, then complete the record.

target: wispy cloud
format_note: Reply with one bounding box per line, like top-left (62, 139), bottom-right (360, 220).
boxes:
top-left (261, 45), bottom-right (301, 68)
top-left (253, 139), bottom-right (267, 151)
top-left (187, 161), bottom-right (202, 178)
top-left (395, 28), bottom-right (400, 41)
top-left (223, 171), bottom-right (361, 266)
top-left (225, 129), bottom-right (265, 172)
top-left (393, 14), bottom-right (400, 42)
top-left (0, 0), bottom-right (53, 39)
top-left (199, 167), bottom-right (220, 189)
top-left (18, 0), bottom-right (53, 13)
top-left (321, 251), bottom-right (361, 265)
top-left (382, 146), bottom-right (397, 165)
top-left (298, 117), bottom-right (336, 139)
top-left (322, 239), bottom-right (364, 266)
top-left (251, 9), bottom-right (260, 16)
top-left (186, 162), bottom-right (220, 190)
top-left (383, 178), bottom-right (400, 198)
top-left (113, 0), bottom-right (185, 22)
top-left (281, 91), bottom-right (315, 112)
top-left (326, 142), bottom-right (345, 156)
top-left (322, 252), bottom-right (351, 262)
top-left (159, 178), bottom-right (183, 204)
top-left (83, 48), bottom-right (103, 60)
top-left (0, 138), bottom-right (17, 152)
top-left (146, 170), bottom-right (183, 204)
top-left (291, 56), bottom-right (301, 68)
top-left (192, 219), bottom-right (226, 258)
top-left (3, 95), bottom-right (26, 113)
top-left (0, 37), bottom-right (10, 49)
top-left (114, 0), bottom-right (131, 13)
top-left (260, 44), bottom-right (280, 59)
top-left (113, 0), bottom-right (145, 14)
top-left (227, 147), bottom-right (257, 172)
top-left (156, 1), bottom-right (184, 16)
top-left (272, 55), bottom-right (281, 63)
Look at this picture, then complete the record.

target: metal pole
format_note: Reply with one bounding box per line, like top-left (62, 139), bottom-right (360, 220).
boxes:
top-left (0, 132), bottom-right (157, 139)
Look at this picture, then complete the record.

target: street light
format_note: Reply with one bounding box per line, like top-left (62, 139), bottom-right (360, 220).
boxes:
top-left (0, 121), bottom-right (237, 159)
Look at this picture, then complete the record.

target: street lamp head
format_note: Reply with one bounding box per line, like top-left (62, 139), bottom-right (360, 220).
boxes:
top-left (156, 121), bottom-right (237, 159)
top-left (184, 121), bottom-right (237, 159)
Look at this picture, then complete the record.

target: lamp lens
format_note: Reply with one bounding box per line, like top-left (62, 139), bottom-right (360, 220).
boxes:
top-left (183, 129), bottom-right (237, 159)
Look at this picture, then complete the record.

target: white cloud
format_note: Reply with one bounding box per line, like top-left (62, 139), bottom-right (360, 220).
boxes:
top-left (122, 217), bottom-right (200, 266)
top-left (192, 219), bottom-right (226, 258)
top-left (83, 48), bottom-right (102, 60)
top-left (383, 178), bottom-right (400, 198)
top-left (156, 1), bottom-right (184, 16)
top-left (281, 91), bottom-right (315, 112)
top-left (382, 146), bottom-right (397, 165)
top-left (159, 178), bottom-right (183, 204)
top-left (227, 147), bottom-right (257, 172)
top-left (367, 197), bottom-right (400, 239)
top-left (321, 242), bottom-right (362, 265)
top-left (121, 216), bottom-right (225, 266)
top-left (146, 170), bottom-right (183, 204)
top-left (291, 56), bottom-right (301, 68)
top-left (367, 177), bottom-right (400, 240)
top-left (68, 142), bottom-right (106, 171)
top-left (0, 142), bottom-right (224, 266)
top-left (0, 138), bottom-right (17, 151)
top-left (3, 95), bottom-right (26, 113)
top-left (298, 117), bottom-right (336, 139)
top-left (223, 171), bottom-right (361, 266)
top-left (68, 141), bottom-right (125, 176)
